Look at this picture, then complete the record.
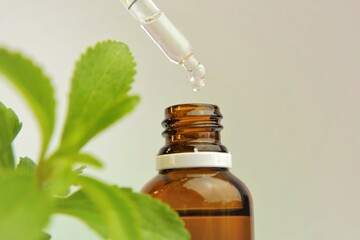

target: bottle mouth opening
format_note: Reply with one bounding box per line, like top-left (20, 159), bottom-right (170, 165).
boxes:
top-left (165, 103), bottom-right (220, 116)
top-left (162, 103), bottom-right (223, 132)
top-left (166, 103), bottom-right (218, 108)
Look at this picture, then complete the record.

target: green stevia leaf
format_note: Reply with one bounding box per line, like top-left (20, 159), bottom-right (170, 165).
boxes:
top-left (60, 41), bottom-right (139, 153)
top-left (0, 102), bottom-right (21, 170)
top-left (64, 152), bottom-right (103, 168)
top-left (55, 190), bottom-right (108, 238)
top-left (75, 176), bottom-right (141, 239)
top-left (16, 157), bottom-right (37, 174)
top-left (41, 152), bottom-right (96, 196)
top-left (0, 48), bottom-right (55, 157)
top-left (0, 171), bottom-right (53, 240)
top-left (2, 104), bottom-right (22, 142)
top-left (120, 188), bottom-right (190, 240)
top-left (40, 232), bottom-right (51, 240)
top-left (55, 187), bottom-right (190, 240)
top-left (72, 165), bottom-right (87, 176)
top-left (43, 157), bottom-right (73, 197)
top-left (41, 152), bottom-right (102, 197)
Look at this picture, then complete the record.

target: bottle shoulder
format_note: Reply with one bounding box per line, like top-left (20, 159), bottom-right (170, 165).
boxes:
top-left (142, 168), bottom-right (252, 213)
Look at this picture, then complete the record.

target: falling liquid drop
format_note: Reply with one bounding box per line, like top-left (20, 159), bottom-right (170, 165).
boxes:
top-left (189, 63), bottom-right (206, 91)
top-left (182, 55), bottom-right (206, 91)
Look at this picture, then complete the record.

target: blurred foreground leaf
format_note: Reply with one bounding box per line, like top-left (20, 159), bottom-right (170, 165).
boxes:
top-left (76, 176), bottom-right (141, 239)
top-left (56, 186), bottom-right (189, 240)
top-left (16, 157), bottom-right (37, 174)
top-left (0, 172), bottom-right (52, 240)
top-left (0, 48), bottom-right (55, 157)
top-left (121, 188), bottom-right (190, 240)
top-left (0, 102), bottom-right (21, 170)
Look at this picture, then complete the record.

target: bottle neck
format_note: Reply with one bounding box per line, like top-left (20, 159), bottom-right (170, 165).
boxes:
top-left (159, 103), bottom-right (228, 155)
top-left (157, 104), bottom-right (231, 170)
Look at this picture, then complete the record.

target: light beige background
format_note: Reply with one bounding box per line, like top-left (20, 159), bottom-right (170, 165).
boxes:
top-left (1, 0), bottom-right (359, 239)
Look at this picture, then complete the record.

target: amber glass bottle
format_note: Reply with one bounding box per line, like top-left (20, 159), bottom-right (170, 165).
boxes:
top-left (142, 103), bottom-right (254, 240)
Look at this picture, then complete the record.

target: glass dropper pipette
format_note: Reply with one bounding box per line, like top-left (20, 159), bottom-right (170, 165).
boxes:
top-left (120, 0), bottom-right (206, 91)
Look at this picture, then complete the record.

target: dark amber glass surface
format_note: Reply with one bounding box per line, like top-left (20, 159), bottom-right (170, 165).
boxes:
top-left (142, 168), bottom-right (254, 240)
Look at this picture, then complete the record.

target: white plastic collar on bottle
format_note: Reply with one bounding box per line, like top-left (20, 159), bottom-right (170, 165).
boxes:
top-left (156, 152), bottom-right (232, 170)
